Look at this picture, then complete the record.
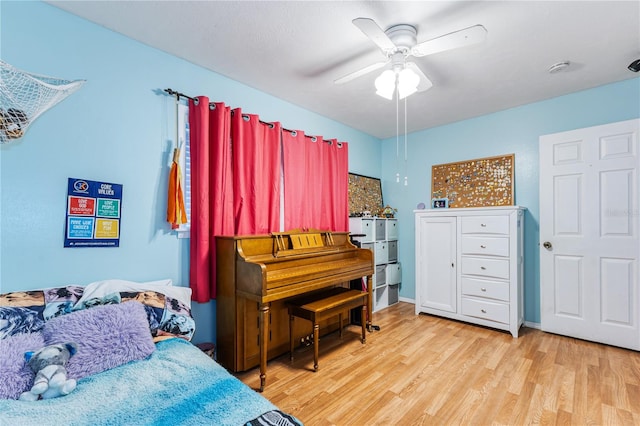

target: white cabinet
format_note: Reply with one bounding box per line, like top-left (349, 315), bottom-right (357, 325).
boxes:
top-left (350, 217), bottom-right (401, 312)
top-left (415, 207), bottom-right (525, 337)
top-left (416, 215), bottom-right (457, 313)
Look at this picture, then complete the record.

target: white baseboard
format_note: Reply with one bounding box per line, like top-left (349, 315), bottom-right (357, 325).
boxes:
top-left (393, 298), bottom-right (542, 331)
top-left (524, 321), bottom-right (541, 330)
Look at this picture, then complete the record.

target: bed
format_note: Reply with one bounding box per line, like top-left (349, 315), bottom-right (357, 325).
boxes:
top-left (0, 280), bottom-right (301, 426)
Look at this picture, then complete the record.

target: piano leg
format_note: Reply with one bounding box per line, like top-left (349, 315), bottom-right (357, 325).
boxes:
top-left (313, 323), bottom-right (320, 371)
top-left (259, 302), bottom-right (269, 392)
top-left (289, 313), bottom-right (294, 361)
top-left (366, 274), bottom-right (373, 332)
top-left (361, 305), bottom-right (366, 343)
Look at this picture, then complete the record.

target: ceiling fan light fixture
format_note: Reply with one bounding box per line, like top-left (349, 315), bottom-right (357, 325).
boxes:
top-left (375, 69), bottom-right (396, 100)
top-left (397, 67), bottom-right (420, 99)
top-left (337, 18), bottom-right (487, 99)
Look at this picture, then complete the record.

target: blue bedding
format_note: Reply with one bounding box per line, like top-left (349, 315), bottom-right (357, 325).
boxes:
top-left (0, 338), bottom-right (300, 426)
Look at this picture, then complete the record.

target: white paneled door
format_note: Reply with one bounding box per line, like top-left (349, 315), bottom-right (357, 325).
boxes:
top-left (540, 119), bottom-right (640, 350)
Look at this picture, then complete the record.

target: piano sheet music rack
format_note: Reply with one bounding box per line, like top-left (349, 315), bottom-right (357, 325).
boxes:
top-left (272, 229), bottom-right (338, 257)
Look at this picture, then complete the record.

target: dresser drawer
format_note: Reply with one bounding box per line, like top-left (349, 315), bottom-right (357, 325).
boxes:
top-left (461, 256), bottom-right (509, 280)
top-left (461, 297), bottom-right (509, 324)
top-left (461, 216), bottom-right (509, 235)
top-left (461, 276), bottom-right (509, 302)
top-left (461, 236), bottom-right (509, 257)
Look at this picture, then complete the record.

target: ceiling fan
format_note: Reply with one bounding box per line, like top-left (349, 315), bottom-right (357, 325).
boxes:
top-left (335, 18), bottom-right (487, 98)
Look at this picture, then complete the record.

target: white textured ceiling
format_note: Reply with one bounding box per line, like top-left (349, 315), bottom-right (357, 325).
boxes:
top-left (47, 1), bottom-right (640, 139)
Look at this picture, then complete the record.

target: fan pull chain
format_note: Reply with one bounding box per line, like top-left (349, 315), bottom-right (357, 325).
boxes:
top-left (396, 90), bottom-right (400, 183)
top-left (404, 96), bottom-right (408, 186)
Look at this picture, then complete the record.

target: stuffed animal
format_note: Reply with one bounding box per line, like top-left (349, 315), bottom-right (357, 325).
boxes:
top-left (19, 342), bottom-right (78, 401)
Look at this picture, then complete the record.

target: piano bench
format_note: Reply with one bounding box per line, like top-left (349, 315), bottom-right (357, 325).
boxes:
top-left (287, 287), bottom-right (367, 372)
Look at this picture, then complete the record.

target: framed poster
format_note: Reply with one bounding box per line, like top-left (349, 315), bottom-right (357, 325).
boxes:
top-left (348, 173), bottom-right (383, 216)
top-left (431, 154), bottom-right (514, 208)
top-left (64, 177), bottom-right (123, 247)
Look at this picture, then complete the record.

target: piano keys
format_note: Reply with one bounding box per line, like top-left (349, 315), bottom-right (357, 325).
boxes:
top-left (216, 229), bottom-right (374, 391)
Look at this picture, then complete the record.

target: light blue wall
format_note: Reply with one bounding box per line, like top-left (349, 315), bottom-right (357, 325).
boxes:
top-left (2, 2), bottom-right (638, 340)
top-left (382, 77), bottom-right (640, 324)
top-left (0, 1), bottom-right (381, 344)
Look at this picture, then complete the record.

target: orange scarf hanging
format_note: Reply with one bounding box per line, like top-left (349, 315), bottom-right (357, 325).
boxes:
top-left (167, 144), bottom-right (187, 229)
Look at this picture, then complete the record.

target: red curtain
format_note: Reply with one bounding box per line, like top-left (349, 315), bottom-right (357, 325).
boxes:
top-left (188, 100), bottom-right (347, 302)
top-left (282, 130), bottom-right (311, 230)
top-left (282, 133), bottom-right (349, 232)
top-left (231, 110), bottom-right (281, 235)
top-left (325, 139), bottom-right (349, 232)
top-left (306, 136), bottom-right (327, 229)
top-left (189, 98), bottom-right (233, 303)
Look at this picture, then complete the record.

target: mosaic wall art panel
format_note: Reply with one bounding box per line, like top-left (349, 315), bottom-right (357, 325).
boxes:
top-left (348, 173), bottom-right (383, 216)
top-left (431, 154), bottom-right (515, 208)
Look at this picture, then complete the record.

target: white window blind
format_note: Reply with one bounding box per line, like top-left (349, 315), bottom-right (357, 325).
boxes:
top-left (176, 102), bottom-right (191, 238)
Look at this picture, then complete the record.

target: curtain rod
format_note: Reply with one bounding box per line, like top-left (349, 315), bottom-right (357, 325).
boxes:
top-left (164, 88), bottom-right (196, 102)
top-left (164, 88), bottom-right (342, 146)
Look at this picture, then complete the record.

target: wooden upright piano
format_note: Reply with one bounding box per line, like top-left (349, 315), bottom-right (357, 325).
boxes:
top-left (216, 229), bottom-right (374, 391)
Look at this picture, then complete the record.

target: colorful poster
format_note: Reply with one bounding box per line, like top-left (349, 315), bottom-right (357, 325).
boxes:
top-left (64, 178), bottom-right (123, 247)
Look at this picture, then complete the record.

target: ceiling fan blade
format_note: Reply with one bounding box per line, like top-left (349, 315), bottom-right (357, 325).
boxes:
top-left (352, 18), bottom-right (397, 52)
top-left (334, 61), bottom-right (389, 85)
top-left (411, 24), bottom-right (487, 57)
top-left (406, 62), bottom-right (433, 92)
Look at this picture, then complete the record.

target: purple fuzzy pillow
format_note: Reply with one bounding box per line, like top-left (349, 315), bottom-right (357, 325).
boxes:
top-left (43, 301), bottom-right (155, 380)
top-left (0, 332), bottom-right (45, 399)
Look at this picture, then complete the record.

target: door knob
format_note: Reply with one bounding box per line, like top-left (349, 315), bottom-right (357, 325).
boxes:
top-left (543, 241), bottom-right (552, 250)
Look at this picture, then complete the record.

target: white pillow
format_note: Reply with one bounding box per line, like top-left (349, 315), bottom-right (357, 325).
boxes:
top-left (74, 279), bottom-right (191, 311)
top-left (86, 278), bottom-right (173, 287)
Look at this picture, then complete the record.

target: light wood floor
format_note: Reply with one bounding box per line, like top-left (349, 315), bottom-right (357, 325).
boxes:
top-left (237, 302), bottom-right (640, 426)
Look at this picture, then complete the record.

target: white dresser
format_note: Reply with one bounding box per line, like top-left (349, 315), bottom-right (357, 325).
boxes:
top-left (414, 206), bottom-right (525, 337)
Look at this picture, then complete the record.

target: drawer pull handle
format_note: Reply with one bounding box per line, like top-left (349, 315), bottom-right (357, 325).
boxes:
top-left (480, 266), bottom-right (486, 270)
top-left (481, 223), bottom-right (487, 227)
top-left (481, 287), bottom-right (487, 292)
top-left (481, 309), bottom-right (487, 313)
top-left (480, 245), bottom-right (486, 248)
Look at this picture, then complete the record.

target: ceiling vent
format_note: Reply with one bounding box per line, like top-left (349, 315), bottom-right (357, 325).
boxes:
top-left (548, 61), bottom-right (571, 74)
